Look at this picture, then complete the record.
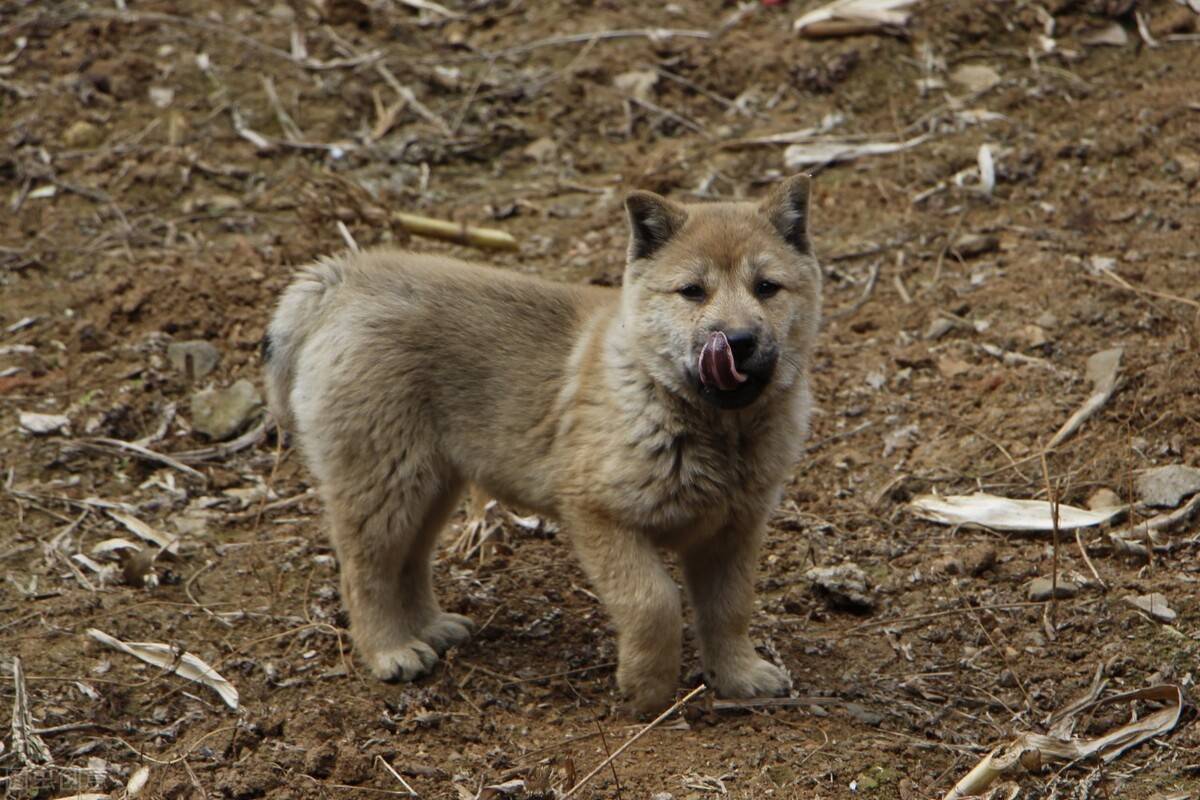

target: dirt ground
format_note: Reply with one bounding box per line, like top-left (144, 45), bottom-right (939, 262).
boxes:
top-left (3, 1), bottom-right (1200, 798)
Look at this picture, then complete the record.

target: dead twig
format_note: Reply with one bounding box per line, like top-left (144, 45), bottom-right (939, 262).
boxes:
top-left (561, 684), bottom-right (706, 799)
top-left (392, 212), bottom-right (518, 251)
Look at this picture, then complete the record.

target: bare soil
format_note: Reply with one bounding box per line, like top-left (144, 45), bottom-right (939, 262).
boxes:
top-left (2, 1), bottom-right (1200, 798)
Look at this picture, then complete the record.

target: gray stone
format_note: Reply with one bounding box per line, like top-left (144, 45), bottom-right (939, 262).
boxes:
top-left (1027, 577), bottom-right (1079, 602)
top-left (191, 379), bottom-right (261, 440)
top-left (1136, 464), bottom-right (1200, 508)
top-left (844, 702), bottom-right (884, 727)
top-left (1124, 593), bottom-right (1176, 623)
top-left (167, 340), bottom-right (221, 381)
top-left (805, 563), bottom-right (875, 614)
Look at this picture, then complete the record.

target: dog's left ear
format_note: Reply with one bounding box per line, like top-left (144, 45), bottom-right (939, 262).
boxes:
top-left (625, 191), bottom-right (689, 262)
top-left (761, 174), bottom-right (812, 254)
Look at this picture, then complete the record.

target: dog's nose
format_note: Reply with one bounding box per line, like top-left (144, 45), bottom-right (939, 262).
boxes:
top-left (725, 329), bottom-right (757, 365)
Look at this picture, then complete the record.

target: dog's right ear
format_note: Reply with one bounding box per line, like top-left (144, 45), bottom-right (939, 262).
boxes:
top-left (625, 191), bottom-right (688, 262)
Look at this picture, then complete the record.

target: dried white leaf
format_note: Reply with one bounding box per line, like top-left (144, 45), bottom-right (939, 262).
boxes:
top-left (784, 133), bottom-right (930, 169)
top-left (910, 493), bottom-right (1122, 531)
top-left (107, 511), bottom-right (179, 556)
top-left (978, 144), bottom-right (995, 195)
top-left (91, 538), bottom-right (143, 557)
top-left (795, 0), bottom-right (921, 32)
top-left (126, 765), bottom-right (150, 796)
top-left (87, 628), bottom-right (239, 709)
top-left (18, 411), bottom-right (70, 435)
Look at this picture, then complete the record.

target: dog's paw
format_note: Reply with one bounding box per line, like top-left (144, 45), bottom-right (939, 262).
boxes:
top-left (708, 656), bottom-right (792, 699)
top-left (420, 612), bottom-right (474, 655)
top-left (621, 677), bottom-right (678, 718)
top-left (367, 639), bottom-right (439, 682)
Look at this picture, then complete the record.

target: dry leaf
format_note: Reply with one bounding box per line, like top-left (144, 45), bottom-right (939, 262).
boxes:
top-left (795, 0), bottom-right (921, 34)
top-left (784, 134), bottom-right (930, 169)
top-left (106, 511), bottom-right (179, 556)
top-left (911, 493), bottom-right (1122, 531)
top-left (18, 411), bottom-right (70, 435)
top-left (87, 628), bottom-right (239, 709)
top-left (944, 685), bottom-right (1183, 799)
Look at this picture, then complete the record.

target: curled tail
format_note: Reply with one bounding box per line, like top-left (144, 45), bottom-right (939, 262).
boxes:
top-left (262, 256), bottom-right (347, 429)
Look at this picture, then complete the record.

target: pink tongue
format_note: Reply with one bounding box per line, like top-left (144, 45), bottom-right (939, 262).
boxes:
top-left (699, 331), bottom-right (748, 391)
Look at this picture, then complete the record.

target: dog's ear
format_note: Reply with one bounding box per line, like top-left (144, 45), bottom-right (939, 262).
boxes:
top-left (761, 174), bottom-right (813, 254)
top-left (625, 191), bottom-right (688, 262)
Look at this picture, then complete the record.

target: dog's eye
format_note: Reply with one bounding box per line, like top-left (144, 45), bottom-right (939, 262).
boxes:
top-left (755, 280), bottom-right (782, 299)
top-left (678, 284), bottom-right (706, 301)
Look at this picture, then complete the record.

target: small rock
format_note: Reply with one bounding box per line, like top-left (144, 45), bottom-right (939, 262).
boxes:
top-left (1087, 488), bottom-right (1123, 511)
top-left (650, 794), bottom-right (675, 800)
top-left (925, 317), bottom-right (957, 340)
top-left (950, 233), bottom-right (1000, 259)
top-left (191, 379), bottom-right (261, 440)
top-left (148, 86), bottom-right (174, 108)
top-left (1081, 22), bottom-right (1128, 47)
top-left (936, 355), bottom-right (972, 379)
top-left (523, 136), bottom-right (557, 163)
top-left (805, 563), bottom-right (875, 614)
top-left (949, 64), bottom-right (1001, 93)
top-left (613, 69), bottom-right (658, 101)
top-left (1123, 593), bottom-right (1177, 623)
top-left (167, 340), bottom-right (221, 381)
top-left (844, 702), bottom-right (884, 726)
top-left (1036, 311), bottom-right (1059, 329)
top-left (18, 411), bottom-right (71, 435)
top-left (63, 120), bottom-right (106, 148)
top-left (1136, 464), bottom-right (1200, 508)
top-left (961, 543), bottom-right (997, 576)
top-left (1027, 577), bottom-right (1079, 602)
top-left (1018, 324), bottom-right (1049, 349)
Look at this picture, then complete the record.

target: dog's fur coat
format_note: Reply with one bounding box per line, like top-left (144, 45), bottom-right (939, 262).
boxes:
top-left (264, 176), bottom-right (822, 713)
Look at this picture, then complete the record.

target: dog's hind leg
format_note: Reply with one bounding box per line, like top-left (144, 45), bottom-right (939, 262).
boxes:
top-left (325, 450), bottom-right (474, 682)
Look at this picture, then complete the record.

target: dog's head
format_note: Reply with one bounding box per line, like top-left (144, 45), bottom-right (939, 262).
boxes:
top-left (619, 175), bottom-right (822, 411)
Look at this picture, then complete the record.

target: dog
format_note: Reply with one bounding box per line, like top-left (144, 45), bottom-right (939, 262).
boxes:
top-left (263, 175), bottom-right (822, 713)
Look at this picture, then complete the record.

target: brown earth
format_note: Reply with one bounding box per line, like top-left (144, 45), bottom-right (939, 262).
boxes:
top-left (2, 1), bottom-right (1200, 798)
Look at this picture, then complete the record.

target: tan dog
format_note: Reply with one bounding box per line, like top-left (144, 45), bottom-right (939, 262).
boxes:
top-left (264, 175), bottom-right (822, 713)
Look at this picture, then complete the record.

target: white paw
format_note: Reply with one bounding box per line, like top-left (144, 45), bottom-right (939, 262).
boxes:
top-left (708, 655), bottom-right (792, 699)
top-left (368, 639), bottom-right (439, 682)
top-left (420, 612), bottom-right (474, 655)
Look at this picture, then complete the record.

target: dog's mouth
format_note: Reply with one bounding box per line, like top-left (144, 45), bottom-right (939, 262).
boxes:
top-left (698, 331), bottom-right (747, 392)
top-left (696, 332), bottom-right (771, 410)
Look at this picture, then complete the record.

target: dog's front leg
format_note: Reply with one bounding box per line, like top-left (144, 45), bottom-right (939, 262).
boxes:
top-left (682, 515), bottom-right (791, 699)
top-left (567, 512), bottom-right (682, 715)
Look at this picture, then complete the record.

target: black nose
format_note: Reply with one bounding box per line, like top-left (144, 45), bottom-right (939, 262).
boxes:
top-left (725, 330), bottom-right (757, 364)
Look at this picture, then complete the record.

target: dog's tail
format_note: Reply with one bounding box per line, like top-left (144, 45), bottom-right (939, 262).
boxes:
top-left (262, 256), bottom-right (347, 430)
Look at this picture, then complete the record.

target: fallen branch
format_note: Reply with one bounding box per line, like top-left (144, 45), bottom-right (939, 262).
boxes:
top-left (70, 437), bottom-right (207, 484)
top-left (392, 212), bottom-right (518, 251)
top-left (943, 685), bottom-right (1183, 799)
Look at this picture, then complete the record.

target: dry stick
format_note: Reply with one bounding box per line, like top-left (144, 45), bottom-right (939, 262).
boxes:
top-left (375, 755), bottom-right (420, 798)
top-left (1040, 453), bottom-right (1061, 630)
top-left (391, 212), bottom-right (518, 251)
top-left (1074, 528), bottom-right (1107, 590)
top-left (927, 209), bottom-right (967, 293)
top-left (561, 684), bottom-right (707, 800)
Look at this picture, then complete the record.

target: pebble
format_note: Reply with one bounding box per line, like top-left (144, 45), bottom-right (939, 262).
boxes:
top-left (1135, 464), bottom-right (1200, 508)
top-left (950, 233), bottom-right (1000, 259)
top-left (191, 379), bottom-right (261, 440)
top-left (805, 563), bottom-right (875, 614)
top-left (167, 340), bottom-right (221, 381)
top-left (62, 120), bottom-right (106, 148)
top-left (1027, 577), bottom-right (1079, 602)
top-left (1123, 593), bottom-right (1177, 623)
top-left (1087, 487), bottom-right (1123, 510)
